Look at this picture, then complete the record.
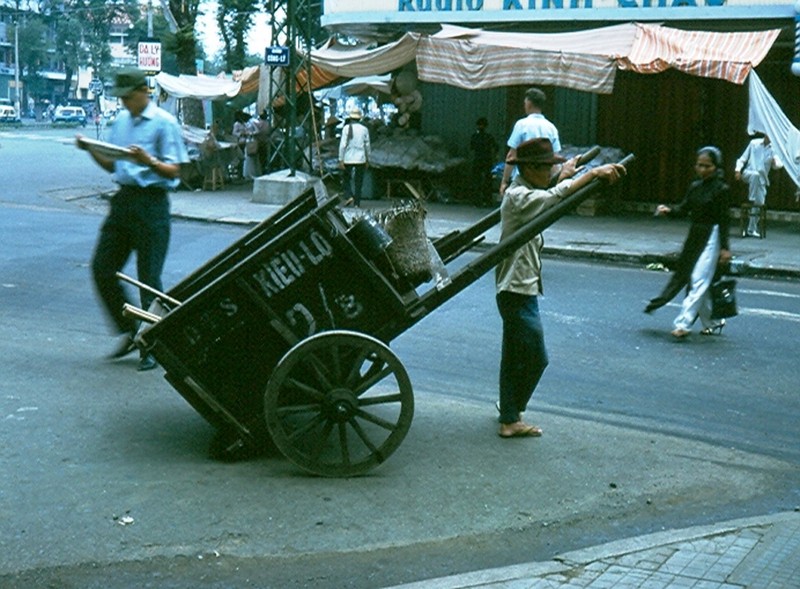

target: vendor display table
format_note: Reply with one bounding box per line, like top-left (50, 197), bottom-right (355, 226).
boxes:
top-left (180, 125), bottom-right (241, 191)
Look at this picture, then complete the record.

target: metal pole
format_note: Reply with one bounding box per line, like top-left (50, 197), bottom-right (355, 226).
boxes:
top-left (14, 14), bottom-right (21, 117)
top-left (146, 0), bottom-right (154, 113)
top-left (286, 0), bottom-right (297, 175)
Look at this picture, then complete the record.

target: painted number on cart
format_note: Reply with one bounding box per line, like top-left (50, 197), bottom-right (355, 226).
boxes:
top-left (334, 294), bottom-right (363, 320)
top-left (285, 303), bottom-right (316, 336)
top-left (284, 292), bottom-right (364, 337)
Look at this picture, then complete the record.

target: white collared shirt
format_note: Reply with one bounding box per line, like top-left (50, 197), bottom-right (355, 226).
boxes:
top-left (109, 101), bottom-right (189, 189)
top-left (339, 122), bottom-right (371, 164)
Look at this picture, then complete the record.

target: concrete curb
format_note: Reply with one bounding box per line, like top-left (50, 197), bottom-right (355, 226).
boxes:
top-left (542, 246), bottom-right (800, 281)
top-left (168, 207), bottom-right (800, 281)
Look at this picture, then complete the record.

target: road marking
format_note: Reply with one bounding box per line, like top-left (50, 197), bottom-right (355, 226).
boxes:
top-left (740, 288), bottom-right (800, 300)
top-left (739, 308), bottom-right (800, 322)
top-left (658, 301), bottom-right (800, 323)
top-left (0, 131), bottom-right (75, 144)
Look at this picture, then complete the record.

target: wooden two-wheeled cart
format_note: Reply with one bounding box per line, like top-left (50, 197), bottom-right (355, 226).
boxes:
top-left (128, 152), bottom-right (632, 477)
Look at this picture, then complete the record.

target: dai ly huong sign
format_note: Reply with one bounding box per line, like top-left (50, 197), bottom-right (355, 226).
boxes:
top-left (138, 39), bottom-right (162, 74)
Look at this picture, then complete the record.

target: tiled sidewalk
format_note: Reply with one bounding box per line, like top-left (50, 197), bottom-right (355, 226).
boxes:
top-left (386, 512), bottom-right (800, 589)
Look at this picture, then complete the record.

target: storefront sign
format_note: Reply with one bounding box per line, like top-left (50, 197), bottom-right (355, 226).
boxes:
top-left (323, 0), bottom-right (790, 21)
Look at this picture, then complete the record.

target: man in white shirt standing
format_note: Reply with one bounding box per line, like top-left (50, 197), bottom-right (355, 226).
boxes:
top-left (338, 108), bottom-right (371, 207)
top-left (735, 133), bottom-right (782, 238)
top-left (499, 87), bottom-right (561, 197)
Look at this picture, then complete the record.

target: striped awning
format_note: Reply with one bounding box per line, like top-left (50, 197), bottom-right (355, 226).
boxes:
top-left (619, 24), bottom-right (782, 85)
top-left (309, 23), bottom-right (781, 95)
top-left (416, 24), bottom-right (637, 94)
top-left (417, 40), bottom-right (617, 94)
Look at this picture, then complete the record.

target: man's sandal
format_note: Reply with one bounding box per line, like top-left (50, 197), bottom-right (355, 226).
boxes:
top-left (498, 424), bottom-right (542, 438)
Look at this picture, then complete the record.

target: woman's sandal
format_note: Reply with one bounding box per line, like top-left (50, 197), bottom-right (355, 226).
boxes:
top-left (671, 328), bottom-right (691, 339)
top-left (700, 319), bottom-right (726, 336)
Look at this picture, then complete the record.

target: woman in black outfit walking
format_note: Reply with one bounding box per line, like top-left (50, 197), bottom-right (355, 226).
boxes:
top-left (645, 146), bottom-right (732, 338)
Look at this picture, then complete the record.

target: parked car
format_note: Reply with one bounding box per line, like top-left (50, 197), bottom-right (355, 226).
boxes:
top-left (0, 104), bottom-right (20, 123)
top-left (52, 106), bottom-right (87, 126)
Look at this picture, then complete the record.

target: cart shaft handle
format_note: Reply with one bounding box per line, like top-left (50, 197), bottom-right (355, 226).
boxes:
top-left (435, 146), bottom-right (609, 263)
top-left (116, 272), bottom-right (182, 308)
top-left (417, 153), bottom-right (634, 314)
top-left (122, 303), bottom-right (163, 324)
top-left (477, 152), bottom-right (635, 274)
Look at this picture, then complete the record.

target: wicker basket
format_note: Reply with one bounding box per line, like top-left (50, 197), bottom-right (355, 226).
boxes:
top-left (378, 201), bottom-right (432, 285)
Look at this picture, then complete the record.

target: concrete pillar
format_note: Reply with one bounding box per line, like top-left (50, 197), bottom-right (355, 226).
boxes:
top-left (252, 169), bottom-right (325, 205)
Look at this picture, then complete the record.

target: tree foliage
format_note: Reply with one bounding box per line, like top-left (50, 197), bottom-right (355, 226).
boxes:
top-left (15, 18), bottom-right (50, 99)
top-left (37, 0), bottom-right (137, 97)
top-left (160, 0), bottom-right (201, 74)
top-left (217, 0), bottom-right (257, 71)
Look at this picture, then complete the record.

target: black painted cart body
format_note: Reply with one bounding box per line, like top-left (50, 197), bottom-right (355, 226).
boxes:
top-left (138, 155), bottom-right (631, 477)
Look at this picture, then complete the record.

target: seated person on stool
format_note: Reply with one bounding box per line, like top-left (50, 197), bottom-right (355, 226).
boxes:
top-left (735, 133), bottom-right (782, 238)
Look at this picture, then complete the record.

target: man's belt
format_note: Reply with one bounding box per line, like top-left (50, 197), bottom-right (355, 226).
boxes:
top-left (117, 185), bottom-right (168, 197)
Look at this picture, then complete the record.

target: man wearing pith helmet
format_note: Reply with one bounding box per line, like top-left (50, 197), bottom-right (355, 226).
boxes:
top-left (76, 67), bottom-right (189, 371)
top-left (494, 138), bottom-right (625, 439)
top-left (338, 107), bottom-right (371, 207)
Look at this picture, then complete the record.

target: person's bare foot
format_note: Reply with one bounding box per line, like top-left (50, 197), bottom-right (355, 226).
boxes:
top-left (498, 421), bottom-right (542, 438)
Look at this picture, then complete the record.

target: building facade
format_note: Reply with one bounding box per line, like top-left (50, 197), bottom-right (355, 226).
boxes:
top-left (0, 1), bottom-right (136, 116)
top-left (321, 0), bottom-right (799, 211)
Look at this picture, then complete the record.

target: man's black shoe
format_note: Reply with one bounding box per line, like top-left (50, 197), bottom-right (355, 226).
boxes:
top-left (138, 354), bottom-right (157, 372)
top-left (108, 334), bottom-right (136, 359)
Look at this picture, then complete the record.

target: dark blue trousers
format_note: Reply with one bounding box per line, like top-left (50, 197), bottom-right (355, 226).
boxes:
top-left (496, 291), bottom-right (549, 424)
top-left (342, 163), bottom-right (366, 205)
top-left (91, 186), bottom-right (170, 334)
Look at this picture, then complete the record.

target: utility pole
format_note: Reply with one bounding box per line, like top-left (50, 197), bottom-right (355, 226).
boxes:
top-left (13, 1), bottom-right (21, 117)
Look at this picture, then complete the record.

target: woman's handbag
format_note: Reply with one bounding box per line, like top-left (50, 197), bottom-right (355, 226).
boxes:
top-left (710, 277), bottom-right (737, 319)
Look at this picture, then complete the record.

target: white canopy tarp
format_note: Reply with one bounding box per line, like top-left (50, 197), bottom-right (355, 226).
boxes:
top-left (155, 72), bottom-right (241, 100)
top-left (747, 71), bottom-right (800, 190)
top-left (315, 75), bottom-right (392, 101)
top-left (307, 33), bottom-right (420, 78)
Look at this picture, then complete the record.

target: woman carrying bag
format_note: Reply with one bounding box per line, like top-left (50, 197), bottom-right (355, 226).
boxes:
top-left (644, 146), bottom-right (733, 338)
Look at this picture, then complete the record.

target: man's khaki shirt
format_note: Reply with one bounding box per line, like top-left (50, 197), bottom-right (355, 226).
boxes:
top-left (495, 175), bottom-right (573, 296)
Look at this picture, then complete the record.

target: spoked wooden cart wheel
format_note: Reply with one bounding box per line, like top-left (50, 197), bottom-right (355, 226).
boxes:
top-left (264, 330), bottom-right (414, 477)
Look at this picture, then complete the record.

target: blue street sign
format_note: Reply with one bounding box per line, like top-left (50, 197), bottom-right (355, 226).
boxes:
top-left (265, 46), bottom-right (290, 67)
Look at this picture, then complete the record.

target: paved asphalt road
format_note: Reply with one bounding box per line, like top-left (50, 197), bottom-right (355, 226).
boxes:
top-left (1, 126), bottom-right (798, 588)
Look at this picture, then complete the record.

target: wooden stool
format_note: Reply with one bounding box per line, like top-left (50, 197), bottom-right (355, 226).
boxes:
top-left (739, 202), bottom-right (766, 238)
top-left (203, 165), bottom-right (225, 191)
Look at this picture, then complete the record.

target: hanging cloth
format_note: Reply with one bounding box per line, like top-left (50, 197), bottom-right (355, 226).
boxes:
top-left (747, 71), bottom-right (800, 190)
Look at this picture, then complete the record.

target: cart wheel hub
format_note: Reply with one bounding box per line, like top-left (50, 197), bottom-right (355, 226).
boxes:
top-left (326, 389), bottom-right (357, 423)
